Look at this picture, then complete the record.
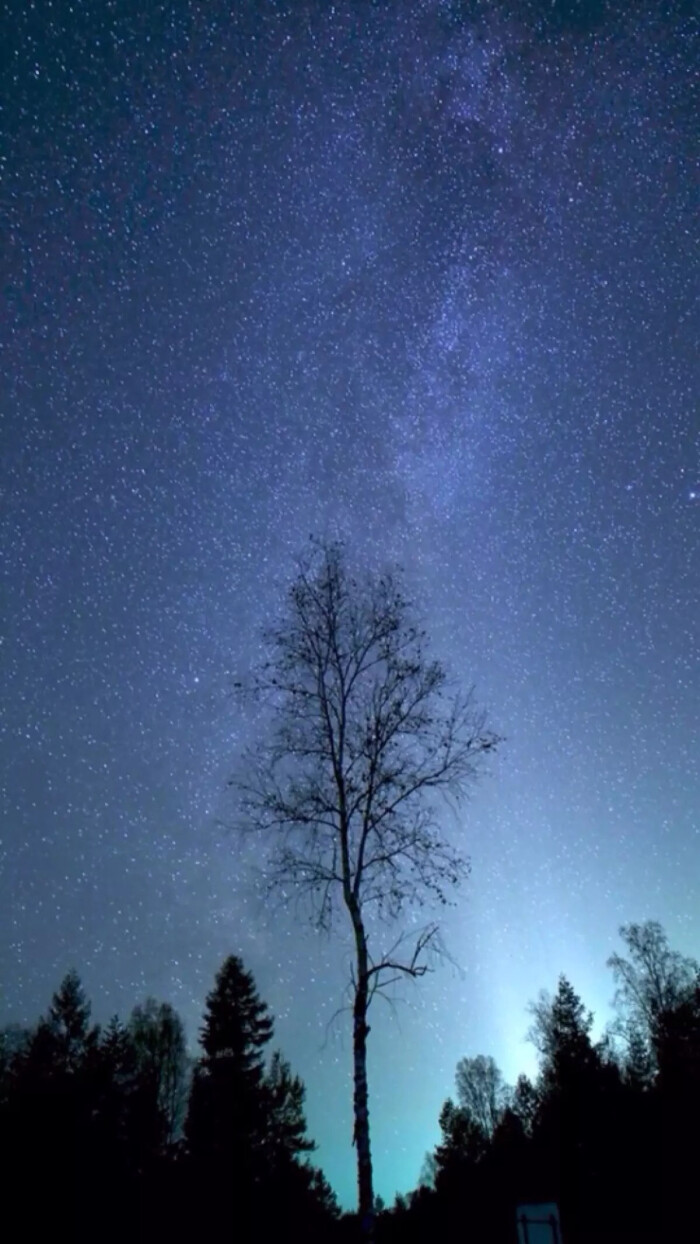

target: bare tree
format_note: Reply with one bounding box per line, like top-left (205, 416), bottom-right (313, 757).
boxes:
top-left (233, 540), bottom-right (499, 1229)
top-left (128, 998), bottom-right (190, 1146)
top-left (607, 921), bottom-right (698, 1062)
top-left (454, 1054), bottom-right (510, 1138)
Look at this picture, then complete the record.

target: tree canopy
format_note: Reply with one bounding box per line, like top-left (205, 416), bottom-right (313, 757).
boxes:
top-left (235, 539), bottom-right (499, 1229)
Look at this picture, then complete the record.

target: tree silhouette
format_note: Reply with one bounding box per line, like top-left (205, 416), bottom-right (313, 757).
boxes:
top-left (510, 1073), bottom-right (539, 1137)
top-left (0, 961), bottom-right (339, 1244)
top-left (235, 538), bottom-right (499, 1229)
top-left (6, 920), bottom-right (700, 1244)
top-left (45, 968), bottom-right (96, 1071)
top-left (653, 972), bottom-right (700, 1238)
top-left (264, 1049), bottom-right (316, 1168)
top-left (454, 1053), bottom-right (509, 1138)
top-left (528, 976), bottom-right (632, 1241)
top-left (529, 975), bottom-right (599, 1089)
top-left (261, 1049), bottom-right (340, 1241)
top-left (91, 1016), bottom-right (139, 1155)
top-left (434, 1096), bottom-right (490, 1184)
top-left (655, 973), bottom-right (700, 1090)
top-left (3, 972), bottom-right (105, 1240)
top-left (607, 920), bottom-right (698, 1064)
top-left (184, 955), bottom-right (276, 1236)
top-left (0, 1024), bottom-right (29, 1106)
top-left (186, 955), bottom-right (273, 1170)
top-left (129, 998), bottom-right (190, 1148)
top-left (184, 953), bottom-right (337, 1240)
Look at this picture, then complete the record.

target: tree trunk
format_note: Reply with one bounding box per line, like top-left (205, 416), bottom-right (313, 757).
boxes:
top-left (352, 925), bottom-right (375, 1237)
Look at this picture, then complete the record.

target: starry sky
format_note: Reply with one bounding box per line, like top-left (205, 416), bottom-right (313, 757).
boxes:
top-left (1, 0), bottom-right (698, 1210)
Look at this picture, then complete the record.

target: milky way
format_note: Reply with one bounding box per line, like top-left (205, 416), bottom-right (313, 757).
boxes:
top-left (2, 0), bottom-right (698, 1207)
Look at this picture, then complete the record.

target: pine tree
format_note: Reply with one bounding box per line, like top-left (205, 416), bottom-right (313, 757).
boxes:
top-left (5, 973), bottom-right (101, 1243)
top-left (185, 955), bottom-right (274, 1178)
top-left (93, 1016), bottom-right (139, 1154)
top-left (529, 975), bottom-right (600, 1099)
top-left (528, 976), bottom-right (619, 1235)
top-left (183, 955), bottom-right (338, 1239)
top-left (47, 969), bottom-right (96, 1072)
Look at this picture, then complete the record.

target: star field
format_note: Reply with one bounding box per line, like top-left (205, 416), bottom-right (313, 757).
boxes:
top-left (1, 0), bottom-right (698, 1208)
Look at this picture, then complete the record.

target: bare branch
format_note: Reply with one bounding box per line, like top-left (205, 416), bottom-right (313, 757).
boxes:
top-left (227, 538), bottom-right (500, 1223)
top-left (366, 924), bottom-right (441, 985)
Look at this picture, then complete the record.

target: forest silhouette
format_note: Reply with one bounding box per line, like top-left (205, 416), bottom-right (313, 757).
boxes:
top-left (2, 920), bottom-right (698, 1244)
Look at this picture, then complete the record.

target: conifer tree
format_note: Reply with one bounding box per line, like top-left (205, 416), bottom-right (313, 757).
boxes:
top-left (48, 970), bottom-right (94, 1064)
top-left (185, 955), bottom-right (274, 1175)
top-left (529, 975), bottom-right (599, 1093)
top-left (264, 1049), bottom-right (316, 1168)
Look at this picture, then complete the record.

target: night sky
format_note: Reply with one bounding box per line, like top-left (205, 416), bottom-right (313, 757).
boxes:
top-left (2, 0), bottom-right (698, 1209)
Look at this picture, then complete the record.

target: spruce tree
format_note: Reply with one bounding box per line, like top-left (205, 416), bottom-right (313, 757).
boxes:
top-left (48, 970), bottom-right (94, 1065)
top-left (7, 973), bottom-right (100, 1242)
top-left (264, 1049), bottom-right (316, 1168)
top-left (185, 955), bottom-right (273, 1178)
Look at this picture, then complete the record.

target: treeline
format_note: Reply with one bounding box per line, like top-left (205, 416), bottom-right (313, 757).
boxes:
top-left (0, 955), bottom-right (338, 1243)
top-left (382, 921), bottom-right (700, 1244)
top-left (2, 921), bottom-right (699, 1243)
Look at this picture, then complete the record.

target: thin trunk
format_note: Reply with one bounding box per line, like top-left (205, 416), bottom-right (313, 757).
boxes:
top-left (352, 922), bottom-right (374, 1237)
top-left (339, 780), bottom-right (374, 1238)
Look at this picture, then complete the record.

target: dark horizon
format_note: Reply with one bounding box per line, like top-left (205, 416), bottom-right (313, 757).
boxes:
top-left (3, 917), bottom-right (699, 1242)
